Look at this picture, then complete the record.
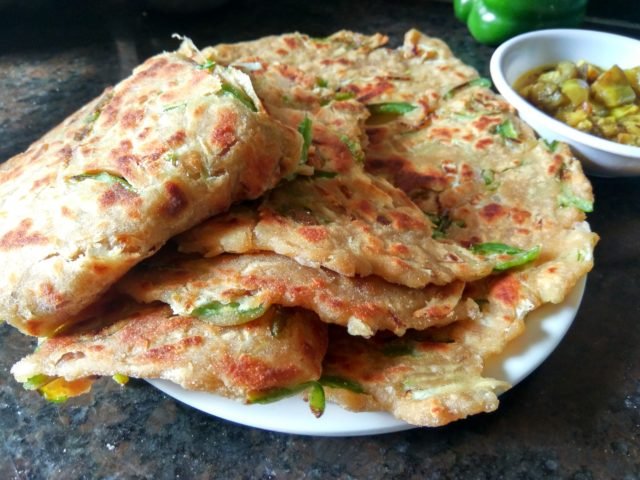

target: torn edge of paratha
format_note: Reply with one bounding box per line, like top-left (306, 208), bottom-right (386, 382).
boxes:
top-left (321, 327), bottom-right (509, 427)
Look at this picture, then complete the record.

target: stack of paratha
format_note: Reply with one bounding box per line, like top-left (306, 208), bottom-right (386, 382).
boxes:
top-left (5, 30), bottom-right (597, 427)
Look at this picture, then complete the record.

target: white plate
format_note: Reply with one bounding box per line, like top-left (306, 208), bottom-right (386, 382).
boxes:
top-left (148, 276), bottom-right (586, 436)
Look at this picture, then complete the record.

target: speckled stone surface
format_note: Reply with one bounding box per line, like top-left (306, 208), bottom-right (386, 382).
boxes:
top-left (0, 1), bottom-right (639, 479)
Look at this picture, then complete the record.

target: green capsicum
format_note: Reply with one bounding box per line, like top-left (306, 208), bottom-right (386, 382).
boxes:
top-left (454, 0), bottom-right (588, 45)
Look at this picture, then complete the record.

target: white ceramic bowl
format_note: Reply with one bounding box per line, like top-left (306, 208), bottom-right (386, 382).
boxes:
top-left (490, 29), bottom-right (640, 177)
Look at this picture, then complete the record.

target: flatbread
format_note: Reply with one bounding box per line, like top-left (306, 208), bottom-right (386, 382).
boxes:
top-left (178, 170), bottom-right (494, 288)
top-left (11, 301), bottom-right (327, 401)
top-left (179, 39), bottom-right (372, 175)
top-left (118, 251), bottom-right (475, 337)
top-left (0, 48), bottom-right (303, 336)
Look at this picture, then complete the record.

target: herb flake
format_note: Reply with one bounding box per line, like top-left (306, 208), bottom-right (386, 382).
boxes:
top-left (544, 139), bottom-right (560, 152)
top-left (298, 116), bottom-right (312, 165)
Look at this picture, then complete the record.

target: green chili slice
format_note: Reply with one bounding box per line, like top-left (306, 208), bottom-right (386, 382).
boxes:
top-left (471, 242), bottom-right (541, 271)
top-left (339, 135), bottom-right (365, 163)
top-left (190, 301), bottom-right (266, 326)
top-left (196, 59), bottom-right (216, 71)
top-left (247, 384), bottom-right (308, 404)
top-left (334, 91), bottom-right (356, 101)
top-left (495, 119), bottom-right (519, 140)
top-left (367, 102), bottom-right (416, 115)
top-left (218, 82), bottom-right (258, 112)
top-left (247, 381), bottom-right (327, 418)
top-left (298, 116), bottom-right (312, 165)
top-left (70, 171), bottom-right (135, 192)
top-left (558, 186), bottom-right (594, 212)
top-left (471, 242), bottom-right (527, 255)
top-left (366, 102), bottom-right (416, 125)
top-left (308, 382), bottom-right (326, 418)
top-left (443, 77), bottom-right (493, 100)
top-left (492, 246), bottom-right (541, 271)
top-left (319, 375), bottom-right (365, 394)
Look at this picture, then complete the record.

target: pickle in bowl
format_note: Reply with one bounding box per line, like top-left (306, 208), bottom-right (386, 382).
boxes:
top-left (515, 60), bottom-right (640, 147)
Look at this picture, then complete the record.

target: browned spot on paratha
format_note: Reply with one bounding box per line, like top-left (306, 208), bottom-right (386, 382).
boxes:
top-left (0, 220), bottom-right (48, 250)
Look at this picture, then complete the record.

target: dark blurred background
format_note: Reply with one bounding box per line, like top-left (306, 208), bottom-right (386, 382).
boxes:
top-left (0, 0), bottom-right (638, 161)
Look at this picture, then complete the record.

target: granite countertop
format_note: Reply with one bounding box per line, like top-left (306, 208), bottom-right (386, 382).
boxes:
top-left (1, 1), bottom-right (639, 478)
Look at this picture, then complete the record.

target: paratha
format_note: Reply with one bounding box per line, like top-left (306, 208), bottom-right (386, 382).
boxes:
top-left (7, 29), bottom-right (598, 431)
top-left (11, 301), bottom-right (328, 402)
top-left (178, 170), bottom-right (494, 288)
top-left (117, 251), bottom-right (475, 337)
top-left (365, 85), bottom-right (598, 356)
top-left (0, 48), bottom-right (303, 337)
